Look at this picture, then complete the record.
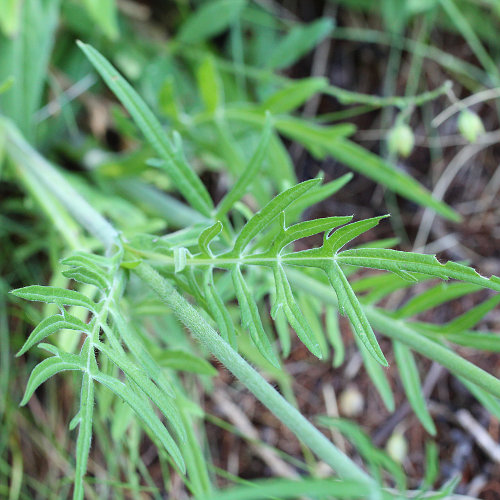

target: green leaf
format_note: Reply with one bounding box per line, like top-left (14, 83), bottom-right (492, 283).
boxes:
top-left (11, 285), bottom-right (97, 312)
top-left (441, 294), bottom-right (500, 333)
top-left (95, 338), bottom-right (186, 441)
top-left (82, 0), bottom-right (118, 39)
top-left (444, 331), bottom-right (500, 352)
top-left (270, 215), bottom-right (353, 255)
top-left (393, 282), bottom-right (481, 318)
top-left (110, 310), bottom-right (175, 398)
top-left (157, 350), bottom-right (218, 376)
top-left (326, 262), bottom-right (388, 366)
top-left (20, 355), bottom-right (83, 405)
top-left (275, 117), bottom-right (355, 154)
top-left (216, 113), bottom-right (272, 218)
top-left (77, 42), bottom-right (214, 217)
top-left (355, 336), bottom-right (394, 411)
top-left (325, 306), bottom-right (345, 368)
top-left (93, 371), bottom-right (186, 474)
top-left (325, 216), bottom-right (388, 254)
top-left (201, 478), bottom-right (371, 500)
top-left (232, 266), bottom-right (279, 367)
top-left (228, 178), bottom-right (320, 256)
top-left (286, 173), bottom-right (353, 221)
top-left (266, 18), bottom-right (334, 70)
top-left (177, 0), bottom-right (246, 44)
top-left (337, 248), bottom-right (500, 292)
top-left (62, 251), bottom-right (113, 269)
top-left (317, 417), bottom-right (404, 490)
top-left (367, 306), bottom-right (500, 399)
top-left (197, 55), bottom-right (223, 113)
top-left (393, 341), bottom-right (436, 435)
top-left (202, 269), bottom-right (236, 347)
top-left (272, 264), bottom-right (322, 358)
top-left (261, 77), bottom-right (328, 114)
top-left (17, 312), bottom-right (89, 356)
top-left (62, 266), bottom-right (109, 290)
top-left (198, 221), bottom-right (223, 257)
top-left (325, 138), bottom-right (460, 222)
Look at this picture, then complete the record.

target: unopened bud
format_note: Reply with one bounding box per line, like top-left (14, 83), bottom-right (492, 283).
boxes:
top-left (458, 110), bottom-right (484, 143)
top-left (386, 432), bottom-right (408, 463)
top-left (387, 123), bottom-right (415, 157)
top-left (339, 386), bottom-right (364, 417)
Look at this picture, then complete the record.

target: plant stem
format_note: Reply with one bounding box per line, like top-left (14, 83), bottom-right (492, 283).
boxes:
top-left (133, 262), bottom-right (375, 485)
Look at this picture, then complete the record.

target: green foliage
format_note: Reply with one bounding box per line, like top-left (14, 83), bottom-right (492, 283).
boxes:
top-left (3, 1), bottom-right (500, 498)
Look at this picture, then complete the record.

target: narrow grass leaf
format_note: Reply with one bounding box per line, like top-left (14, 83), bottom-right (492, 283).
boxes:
top-left (77, 42), bottom-right (214, 217)
top-left (17, 313), bottom-right (89, 357)
top-left (11, 285), bottom-right (97, 312)
top-left (261, 77), bottom-right (328, 114)
top-left (445, 331), bottom-right (500, 352)
top-left (326, 262), bottom-right (388, 366)
top-left (323, 138), bottom-right (460, 222)
top-left (326, 306), bottom-right (345, 367)
top-left (393, 282), bottom-right (481, 318)
top-left (266, 18), bottom-right (334, 70)
top-left (157, 350), bottom-right (217, 376)
top-left (93, 371), bottom-right (186, 473)
top-left (393, 341), bottom-right (436, 435)
top-left (275, 117), bottom-right (355, 154)
top-left (367, 306), bottom-right (500, 399)
top-left (318, 417), bottom-right (404, 489)
top-left (177, 0), bottom-right (246, 44)
top-left (355, 336), bottom-right (394, 411)
top-left (201, 478), bottom-right (370, 500)
top-left (441, 294), bottom-right (500, 333)
top-left (216, 114), bottom-right (272, 218)
top-left (337, 248), bottom-right (500, 292)
top-left (197, 55), bottom-right (223, 113)
top-left (459, 377), bottom-right (500, 421)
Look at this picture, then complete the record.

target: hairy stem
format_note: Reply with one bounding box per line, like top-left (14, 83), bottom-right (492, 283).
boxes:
top-left (134, 262), bottom-right (374, 485)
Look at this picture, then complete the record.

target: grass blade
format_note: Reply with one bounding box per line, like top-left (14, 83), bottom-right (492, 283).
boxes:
top-left (393, 341), bottom-right (436, 435)
top-left (77, 42), bottom-right (214, 217)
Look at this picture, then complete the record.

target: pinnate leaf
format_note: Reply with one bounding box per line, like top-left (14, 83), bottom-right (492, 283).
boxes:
top-left (337, 248), bottom-right (500, 292)
top-left (17, 312), bottom-right (89, 357)
top-left (21, 355), bottom-right (83, 406)
top-left (11, 285), bottom-right (96, 312)
top-left (93, 371), bottom-right (186, 473)
top-left (326, 262), bottom-right (388, 366)
top-left (227, 178), bottom-right (320, 256)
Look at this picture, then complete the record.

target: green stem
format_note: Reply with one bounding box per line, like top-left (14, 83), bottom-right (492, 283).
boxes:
top-left (133, 262), bottom-right (374, 485)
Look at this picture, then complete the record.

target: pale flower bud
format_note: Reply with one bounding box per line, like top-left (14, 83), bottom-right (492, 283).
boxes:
top-left (339, 386), bottom-right (364, 417)
top-left (387, 123), bottom-right (415, 158)
top-left (458, 109), bottom-right (484, 143)
top-left (386, 432), bottom-right (408, 463)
